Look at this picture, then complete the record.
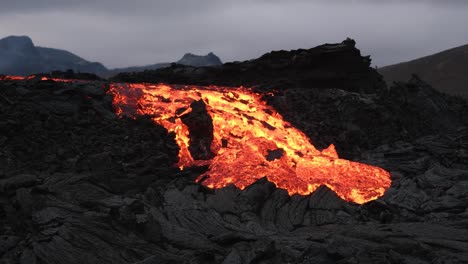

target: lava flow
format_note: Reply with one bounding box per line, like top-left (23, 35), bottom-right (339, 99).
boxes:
top-left (0, 75), bottom-right (391, 203)
top-left (0, 75), bottom-right (79, 82)
top-left (109, 83), bottom-right (391, 204)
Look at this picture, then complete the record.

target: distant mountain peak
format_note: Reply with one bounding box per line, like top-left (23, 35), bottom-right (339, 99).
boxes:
top-left (1, 35), bottom-right (223, 77)
top-left (0, 35), bottom-right (35, 51)
top-left (177, 52), bottom-right (222, 67)
top-left (1, 35), bottom-right (33, 43)
top-left (0, 35), bottom-right (107, 76)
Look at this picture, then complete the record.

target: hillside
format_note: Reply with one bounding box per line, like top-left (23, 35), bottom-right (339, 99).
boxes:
top-left (0, 36), bottom-right (108, 76)
top-left (379, 43), bottom-right (468, 97)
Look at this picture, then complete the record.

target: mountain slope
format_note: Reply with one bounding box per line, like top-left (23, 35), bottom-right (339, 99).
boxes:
top-left (0, 36), bottom-right (108, 76)
top-left (378, 44), bottom-right (468, 97)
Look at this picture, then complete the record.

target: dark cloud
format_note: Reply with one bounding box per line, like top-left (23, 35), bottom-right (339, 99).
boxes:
top-left (0, 1), bottom-right (467, 68)
top-left (0, 0), bottom-right (223, 15)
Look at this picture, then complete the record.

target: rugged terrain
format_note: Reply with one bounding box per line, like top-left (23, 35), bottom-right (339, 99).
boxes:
top-left (379, 43), bottom-right (468, 98)
top-left (1, 40), bottom-right (468, 263)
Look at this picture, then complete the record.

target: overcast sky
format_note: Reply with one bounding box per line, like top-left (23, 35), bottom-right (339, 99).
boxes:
top-left (1, 0), bottom-right (467, 68)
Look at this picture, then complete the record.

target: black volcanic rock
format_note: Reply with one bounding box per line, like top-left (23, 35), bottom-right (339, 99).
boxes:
top-left (104, 62), bottom-right (172, 78)
top-left (266, 75), bottom-right (468, 159)
top-left (28, 70), bottom-right (103, 81)
top-left (112, 39), bottom-right (385, 94)
top-left (180, 100), bottom-right (215, 160)
top-left (0, 35), bottom-right (108, 76)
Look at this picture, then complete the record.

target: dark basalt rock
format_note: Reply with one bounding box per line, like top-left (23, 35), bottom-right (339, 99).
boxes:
top-left (265, 148), bottom-right (284, 161)
top-left (180, 99), bottom-right (215, 160)
top-left (1, 40), bottom-right (468, 263)
top-left (267, 75), bottom-right (468, 159)
top-left (48, 69), bottom-right (103, 81)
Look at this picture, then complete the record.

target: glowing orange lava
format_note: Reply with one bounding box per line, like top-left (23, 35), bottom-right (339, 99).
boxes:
top-left (108, 83), bottom-right (392, 204)
top-left (0, 75), bottom-right (80, 82)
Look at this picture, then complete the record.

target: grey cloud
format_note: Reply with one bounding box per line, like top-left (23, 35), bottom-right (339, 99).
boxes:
top-left (0, 0), bottom-right (224, 16)
top-left (2, 0), bottom-right (467, 14)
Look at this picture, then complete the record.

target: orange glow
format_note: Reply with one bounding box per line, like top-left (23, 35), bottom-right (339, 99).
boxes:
top-left (108, 83), bottom-right (392, 204)
top-left (0, 75), bottom-right (27, 81)
top-left (0, 75), bottom-right (79, 82)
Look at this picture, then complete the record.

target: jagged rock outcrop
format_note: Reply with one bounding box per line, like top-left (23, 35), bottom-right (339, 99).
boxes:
top-left (267, 75), bottom-right (468, 158)
top-left (181, 100), bottom-right (215, 160)
top-left (112, 39), bottom-right (385, 94)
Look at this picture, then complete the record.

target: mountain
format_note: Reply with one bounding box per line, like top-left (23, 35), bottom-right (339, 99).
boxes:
top-left (378, 43), bottom-right (468, 97)
top-left (177, 52), bottom-right (222, 67)
top-left (0, 36), bottom-right (108, 76)
top-left (0, 35), bottom-right (223, 78)
top-left (106, 52), bottom-right (222, 77)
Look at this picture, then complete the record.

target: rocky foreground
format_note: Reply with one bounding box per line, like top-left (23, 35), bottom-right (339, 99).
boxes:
top-left (1, 41), bottom-right (468, 263)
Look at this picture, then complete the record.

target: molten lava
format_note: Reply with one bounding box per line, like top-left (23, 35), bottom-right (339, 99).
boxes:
top-left (1, 75), bottom-right (391, 203)
top-left (109, 83), bottom-right (392, 204)
top-left (0, 75), bottom-right (81, 82)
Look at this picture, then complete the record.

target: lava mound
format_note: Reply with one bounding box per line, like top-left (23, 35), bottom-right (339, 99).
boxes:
top-left (109, 82), bottom-right (391, 204)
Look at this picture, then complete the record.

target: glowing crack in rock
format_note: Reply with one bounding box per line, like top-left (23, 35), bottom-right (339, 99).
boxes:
top-left (108, 83), bottom-right (392, 204)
